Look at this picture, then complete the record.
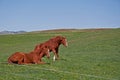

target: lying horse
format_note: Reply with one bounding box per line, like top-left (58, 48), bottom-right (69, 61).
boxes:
top-left (8, 47), bottom-right (50, 64)
top-left (34, 36), bottom-right (68, 61)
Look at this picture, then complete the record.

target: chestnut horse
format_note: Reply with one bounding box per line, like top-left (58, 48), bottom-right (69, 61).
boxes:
top-left (34, 36), bottom-right (68, 61)
top-left (8, 47), bottom-right (50, 64)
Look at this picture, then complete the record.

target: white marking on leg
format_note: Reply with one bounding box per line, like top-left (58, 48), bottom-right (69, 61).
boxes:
top-left (53, 55), bottom-right (56, 61)
top-left (65, 39), bottom-right (68, 47)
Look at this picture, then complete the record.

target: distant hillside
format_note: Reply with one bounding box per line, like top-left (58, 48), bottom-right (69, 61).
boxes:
top-left (0, 31), bottom-right (26, 35)
top-left (30, 29), bottom-right (77, 33)
top-left (30, 28), bottom-right (114, 33)
top-left (0, 28), bottom-right (118, 34)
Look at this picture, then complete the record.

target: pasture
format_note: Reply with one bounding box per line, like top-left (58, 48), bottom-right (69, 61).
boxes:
top-left (0, 28), bottom-right (120, 80)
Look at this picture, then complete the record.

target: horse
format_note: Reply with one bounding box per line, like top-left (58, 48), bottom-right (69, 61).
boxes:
top-left (8, 47), bottom-right (50, 64)
top-left (34, 36), bottom-right (68, 61)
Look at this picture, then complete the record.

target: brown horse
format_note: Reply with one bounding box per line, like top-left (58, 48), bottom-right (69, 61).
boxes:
top-left (34, 36), bottom-right (68, 61)
top-left (8, 47), bottom-right (50, 64)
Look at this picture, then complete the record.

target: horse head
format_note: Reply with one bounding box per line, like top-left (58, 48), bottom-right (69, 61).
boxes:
top-left (60, 36), bottom-right (68, 47)
top-left (40, 46), bottom-right (50, 59)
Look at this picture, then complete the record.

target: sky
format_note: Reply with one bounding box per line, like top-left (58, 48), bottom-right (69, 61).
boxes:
top-left (0, 0), bottom-right (120, 31)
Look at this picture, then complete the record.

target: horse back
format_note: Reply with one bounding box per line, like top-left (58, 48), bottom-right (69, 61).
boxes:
top-left (24, 52), bottom-right (39, 64)
top-left (44, 40), bottom-right (59, 50)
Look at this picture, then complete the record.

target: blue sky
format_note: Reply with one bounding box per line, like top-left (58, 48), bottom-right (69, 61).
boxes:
top-left (0, 0), bottom-right (120, 31)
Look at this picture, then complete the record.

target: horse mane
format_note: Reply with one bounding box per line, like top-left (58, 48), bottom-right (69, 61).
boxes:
top-left (47, 36), bottom-right (64, 43)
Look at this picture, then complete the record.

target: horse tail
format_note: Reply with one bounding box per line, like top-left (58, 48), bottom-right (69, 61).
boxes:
top-left (8, 57), bottom-right (13, 64)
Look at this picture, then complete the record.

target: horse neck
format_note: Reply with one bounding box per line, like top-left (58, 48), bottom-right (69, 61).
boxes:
top-left (34, 49), bottom-right (42, 56)
top-left (29, 51), bottom-right (39, 57)
top-left (54, 39), bottom-right (61, 46)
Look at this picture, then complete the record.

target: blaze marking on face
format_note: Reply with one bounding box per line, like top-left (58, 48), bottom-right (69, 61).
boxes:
top-left (47, 49), bottom-right (49, 52)
top-left (47, 49), bottom-right (50, 57)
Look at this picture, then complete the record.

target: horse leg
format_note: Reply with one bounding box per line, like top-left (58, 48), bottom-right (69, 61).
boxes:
top-left (18, 57), bottom-right (24, 65)
top-left (53, 48), bottom-right (59, 60)
top-left (37, 61), bottom-right (45, 64)
top-left (53, 55), bottom-right (56, 61)
top-left (52, 49), bottom-right (58, 61)
top-left (56, 48), bottom-right (59, 60)
top-left (18, 54), bottom-right (26, 65)
top-left (37, 59), bottom-right (46, 64)
top-left (33, 56), bottom-right (41, 64)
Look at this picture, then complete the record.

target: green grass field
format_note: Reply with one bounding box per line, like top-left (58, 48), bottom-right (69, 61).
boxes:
top-left (0, 28), bottom-right (120, 80)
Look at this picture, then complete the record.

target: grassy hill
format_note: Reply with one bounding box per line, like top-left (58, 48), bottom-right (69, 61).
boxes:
top-left (0, 28), bottom-right (120, 80)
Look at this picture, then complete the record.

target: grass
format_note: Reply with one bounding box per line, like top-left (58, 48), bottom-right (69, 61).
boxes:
top-left (0, 28), bottom-right (120, 80)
